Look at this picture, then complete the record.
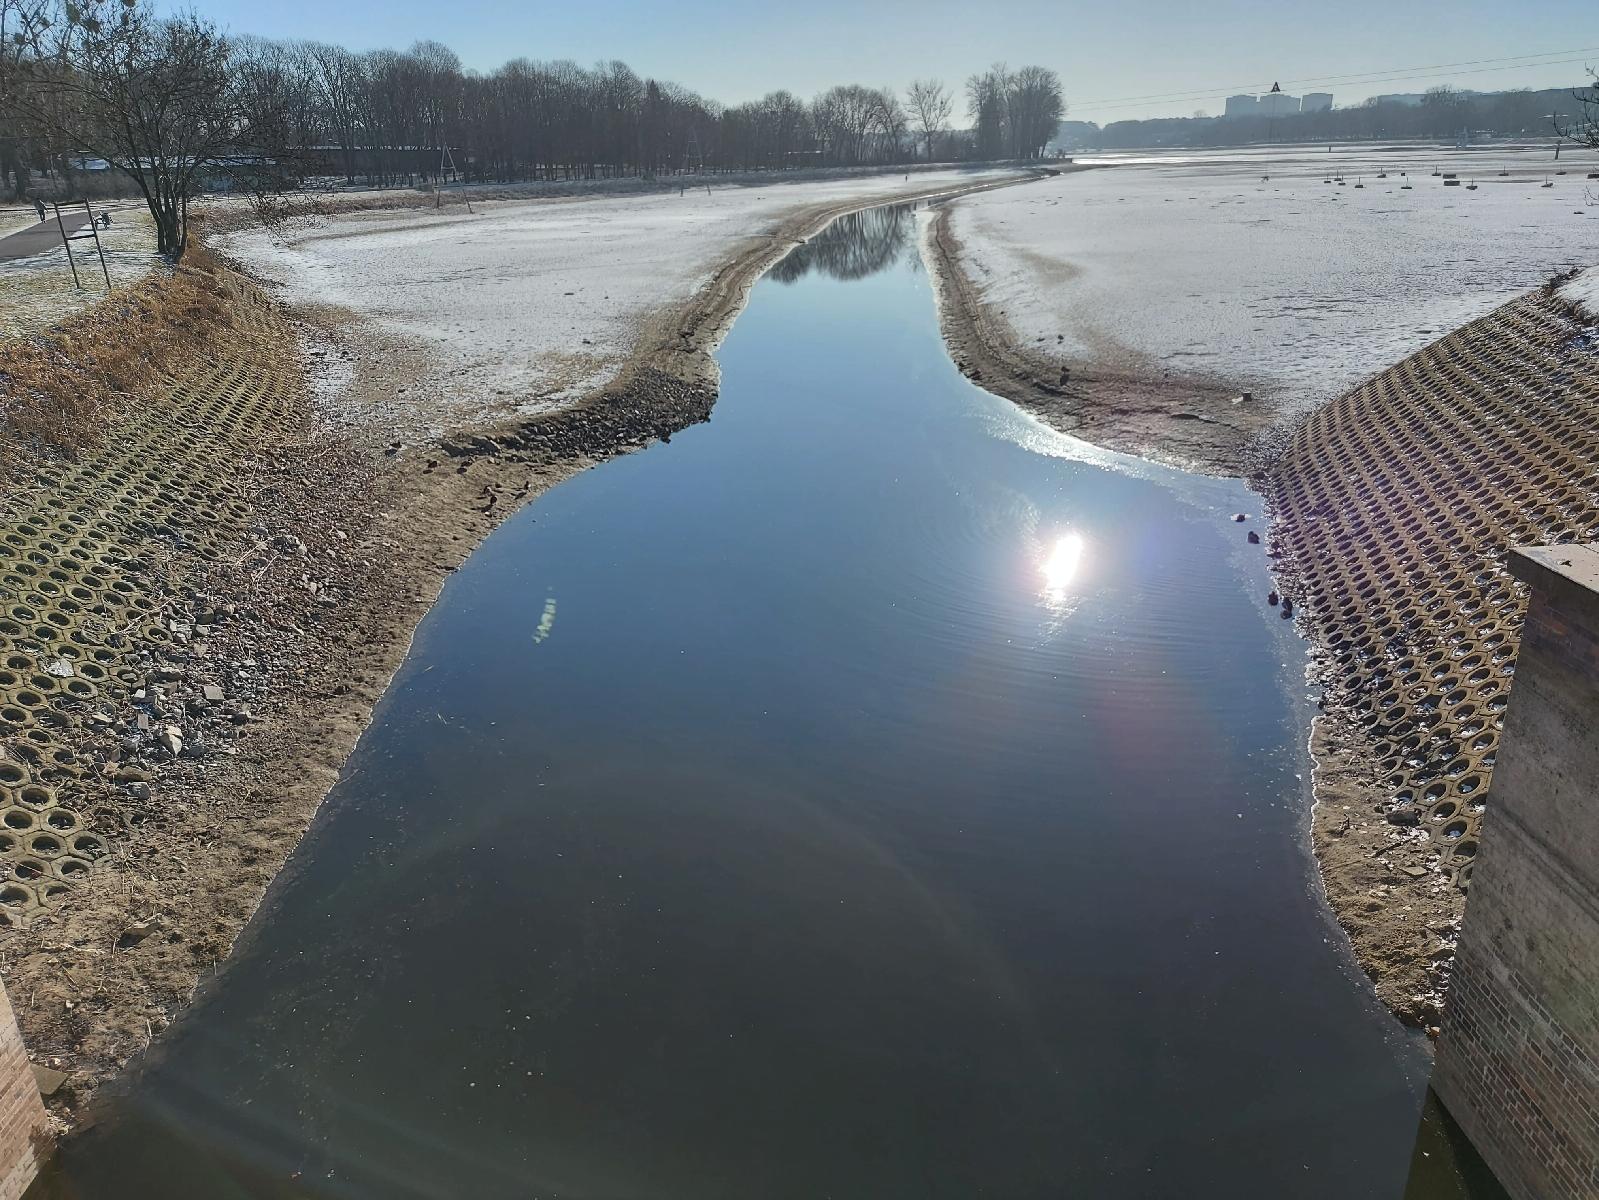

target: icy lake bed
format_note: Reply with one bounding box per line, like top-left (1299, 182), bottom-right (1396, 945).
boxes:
top-left (948, 143), bottom-right (1599, 423)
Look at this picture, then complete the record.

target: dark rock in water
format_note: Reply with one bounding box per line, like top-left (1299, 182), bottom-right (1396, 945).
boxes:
top-left (1268, 591), bottom-right (1280, 606)
top-left (1247, 530), bottom-right (1260, 544)
top-left (1232, 513), bottom-right (1247, 522)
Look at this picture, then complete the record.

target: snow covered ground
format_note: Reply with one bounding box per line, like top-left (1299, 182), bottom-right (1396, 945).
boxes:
top-left (1559, 264), bottom-right (1599, 314)
top-left (0, 206), bottom-right (160, 338)
top-left (222, 166), bottom-right (1021, 435)
top-left (949, 144), bottom-right (1599, 420)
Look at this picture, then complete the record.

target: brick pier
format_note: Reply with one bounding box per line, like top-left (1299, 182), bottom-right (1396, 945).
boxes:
top-left (1433, 544), bottom-right (1599, 1199)
top-left (0, 982), bottom-right (46, 1199)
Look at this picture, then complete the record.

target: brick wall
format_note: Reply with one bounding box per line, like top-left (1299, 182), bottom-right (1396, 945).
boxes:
top-left (0, 984), bottom-right (45, 1200)
top-left (1433, 544), bottom-right (1599, 1199)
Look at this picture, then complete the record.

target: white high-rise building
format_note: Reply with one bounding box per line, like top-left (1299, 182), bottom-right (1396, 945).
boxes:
top-left (1258, 90), bottom-right (1300, 117)
top-left (1220, 88), bottom-right (1335, 119)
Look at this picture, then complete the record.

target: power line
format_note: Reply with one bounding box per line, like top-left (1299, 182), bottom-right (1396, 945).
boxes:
top-left (1068, 46), bottom-right (1599, 113)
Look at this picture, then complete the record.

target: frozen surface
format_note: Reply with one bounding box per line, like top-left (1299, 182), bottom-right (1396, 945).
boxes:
top-left (1560, 264), bottom-right (1599, 315)
top-left (222, 167), bottom-right (1017, 433)
top-left (951, 145), bottom-right (1599, 418)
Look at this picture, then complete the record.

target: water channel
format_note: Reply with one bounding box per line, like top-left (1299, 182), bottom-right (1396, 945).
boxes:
top-left (34, 203), bottom-right (1504, 1198)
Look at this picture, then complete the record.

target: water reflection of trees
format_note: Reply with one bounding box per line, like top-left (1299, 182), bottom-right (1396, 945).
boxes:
top-left (769, 203), bottom-right (917, 284)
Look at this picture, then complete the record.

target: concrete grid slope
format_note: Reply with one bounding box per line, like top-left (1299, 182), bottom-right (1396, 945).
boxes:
top-left (1265, 285), bottom-right (1599, 1022)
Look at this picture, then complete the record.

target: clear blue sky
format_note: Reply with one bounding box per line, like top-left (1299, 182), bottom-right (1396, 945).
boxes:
top-left (165, 0), bottom-right (1598, 122)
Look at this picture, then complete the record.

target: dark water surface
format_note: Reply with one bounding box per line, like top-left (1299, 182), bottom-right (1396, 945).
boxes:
top-left (35, 206), bottom-right (1498, 1198)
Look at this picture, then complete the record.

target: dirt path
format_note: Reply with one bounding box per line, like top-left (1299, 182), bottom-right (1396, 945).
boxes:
top-left (0, 169), bottom-right (1045, 1132)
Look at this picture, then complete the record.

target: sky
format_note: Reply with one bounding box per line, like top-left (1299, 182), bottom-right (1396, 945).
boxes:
top-left (162, 0), bottom-right (1597, 123)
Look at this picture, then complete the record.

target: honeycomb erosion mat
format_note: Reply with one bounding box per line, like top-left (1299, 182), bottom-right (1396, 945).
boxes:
top-left (0, 293), bottom-right (295, 922)
top-left (1263, 281), bottom-right (1599, 1026)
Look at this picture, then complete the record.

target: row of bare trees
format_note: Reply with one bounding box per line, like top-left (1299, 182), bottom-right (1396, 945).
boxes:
top-left (228, 46), bottom-right (1058, 178)
top-left (0, 0), bottom-right (304, 254)
top-left (967, 64), bottom-right (1066, 160)
top-left (0, 0), bottom-right (1066, 260)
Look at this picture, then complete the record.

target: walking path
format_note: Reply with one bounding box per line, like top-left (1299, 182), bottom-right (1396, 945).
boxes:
top-left (0, 212), bottom-right (91, 262)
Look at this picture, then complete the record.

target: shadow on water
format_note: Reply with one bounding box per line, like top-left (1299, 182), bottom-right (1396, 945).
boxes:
top-left (1402, 1093), bottom-right (1512, 1200)
top-left (31, 203), bottom-right (1503, 1199)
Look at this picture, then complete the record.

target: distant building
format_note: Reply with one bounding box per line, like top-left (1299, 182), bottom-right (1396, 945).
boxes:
top-left (1222, 89), bottom-right (1332, 118)
top-left (1258, 90), bottom-right (1300, 117)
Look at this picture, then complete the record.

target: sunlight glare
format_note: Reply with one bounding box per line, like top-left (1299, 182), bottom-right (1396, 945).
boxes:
top-left (1041, 532), bottom-right (1086, 596)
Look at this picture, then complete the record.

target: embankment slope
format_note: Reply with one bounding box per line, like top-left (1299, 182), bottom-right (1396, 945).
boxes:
top-left (1264, 281), bottom-right (1599, 1024)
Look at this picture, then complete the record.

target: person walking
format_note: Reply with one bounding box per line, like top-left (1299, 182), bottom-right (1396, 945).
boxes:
top-left (32, 197), bottom-right (45, 223)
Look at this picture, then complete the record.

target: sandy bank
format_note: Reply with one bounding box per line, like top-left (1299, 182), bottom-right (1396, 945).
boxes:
top-left (0, 167), bottom-right (1040, 1130)
top-left (925, 199), bottom-right (1269, 475)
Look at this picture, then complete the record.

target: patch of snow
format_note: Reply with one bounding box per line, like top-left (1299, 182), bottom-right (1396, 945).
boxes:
top-left (1559, 264), bottom-right (1599, 315)
top-left (221, 167), bottom-right (1019, 433)
top-left (950, 145), bottom-right (1599, 422)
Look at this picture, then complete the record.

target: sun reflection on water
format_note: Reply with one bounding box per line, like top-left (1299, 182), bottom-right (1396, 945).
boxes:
top-left (1038, 531), bottom-right (1088, 627)
top-left (1041, 533), bottom-right (1086, 595)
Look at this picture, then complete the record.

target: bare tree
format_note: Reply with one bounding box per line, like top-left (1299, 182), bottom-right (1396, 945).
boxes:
top-left (1557, 71), bottom-right (1599, 149)
top-left (965, 63), bottom-right (1063, 160)
top-left (966, 64), bottom-right (1010, 160)
top-left (1423, 84), bottom-right (1470, 138)
top-left (1008, 66), bottom-right (1065, 159)
top-left (0, 0), bottom-right (301, 258)
top-left (905, 78), bottom-right (953, 162)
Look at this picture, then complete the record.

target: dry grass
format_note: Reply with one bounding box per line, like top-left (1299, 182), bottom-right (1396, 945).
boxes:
top-left (0, 240), bottom-right (240, 469)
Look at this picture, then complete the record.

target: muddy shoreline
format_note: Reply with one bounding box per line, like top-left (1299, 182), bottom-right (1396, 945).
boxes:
top-left (0, 172), bottom-right (1044, 1132)
top-left (923, 203), bottom-right (1276, 478)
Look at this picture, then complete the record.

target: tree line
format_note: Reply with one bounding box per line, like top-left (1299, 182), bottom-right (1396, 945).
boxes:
top-left (0, 0), bottom-right (1065, 259)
